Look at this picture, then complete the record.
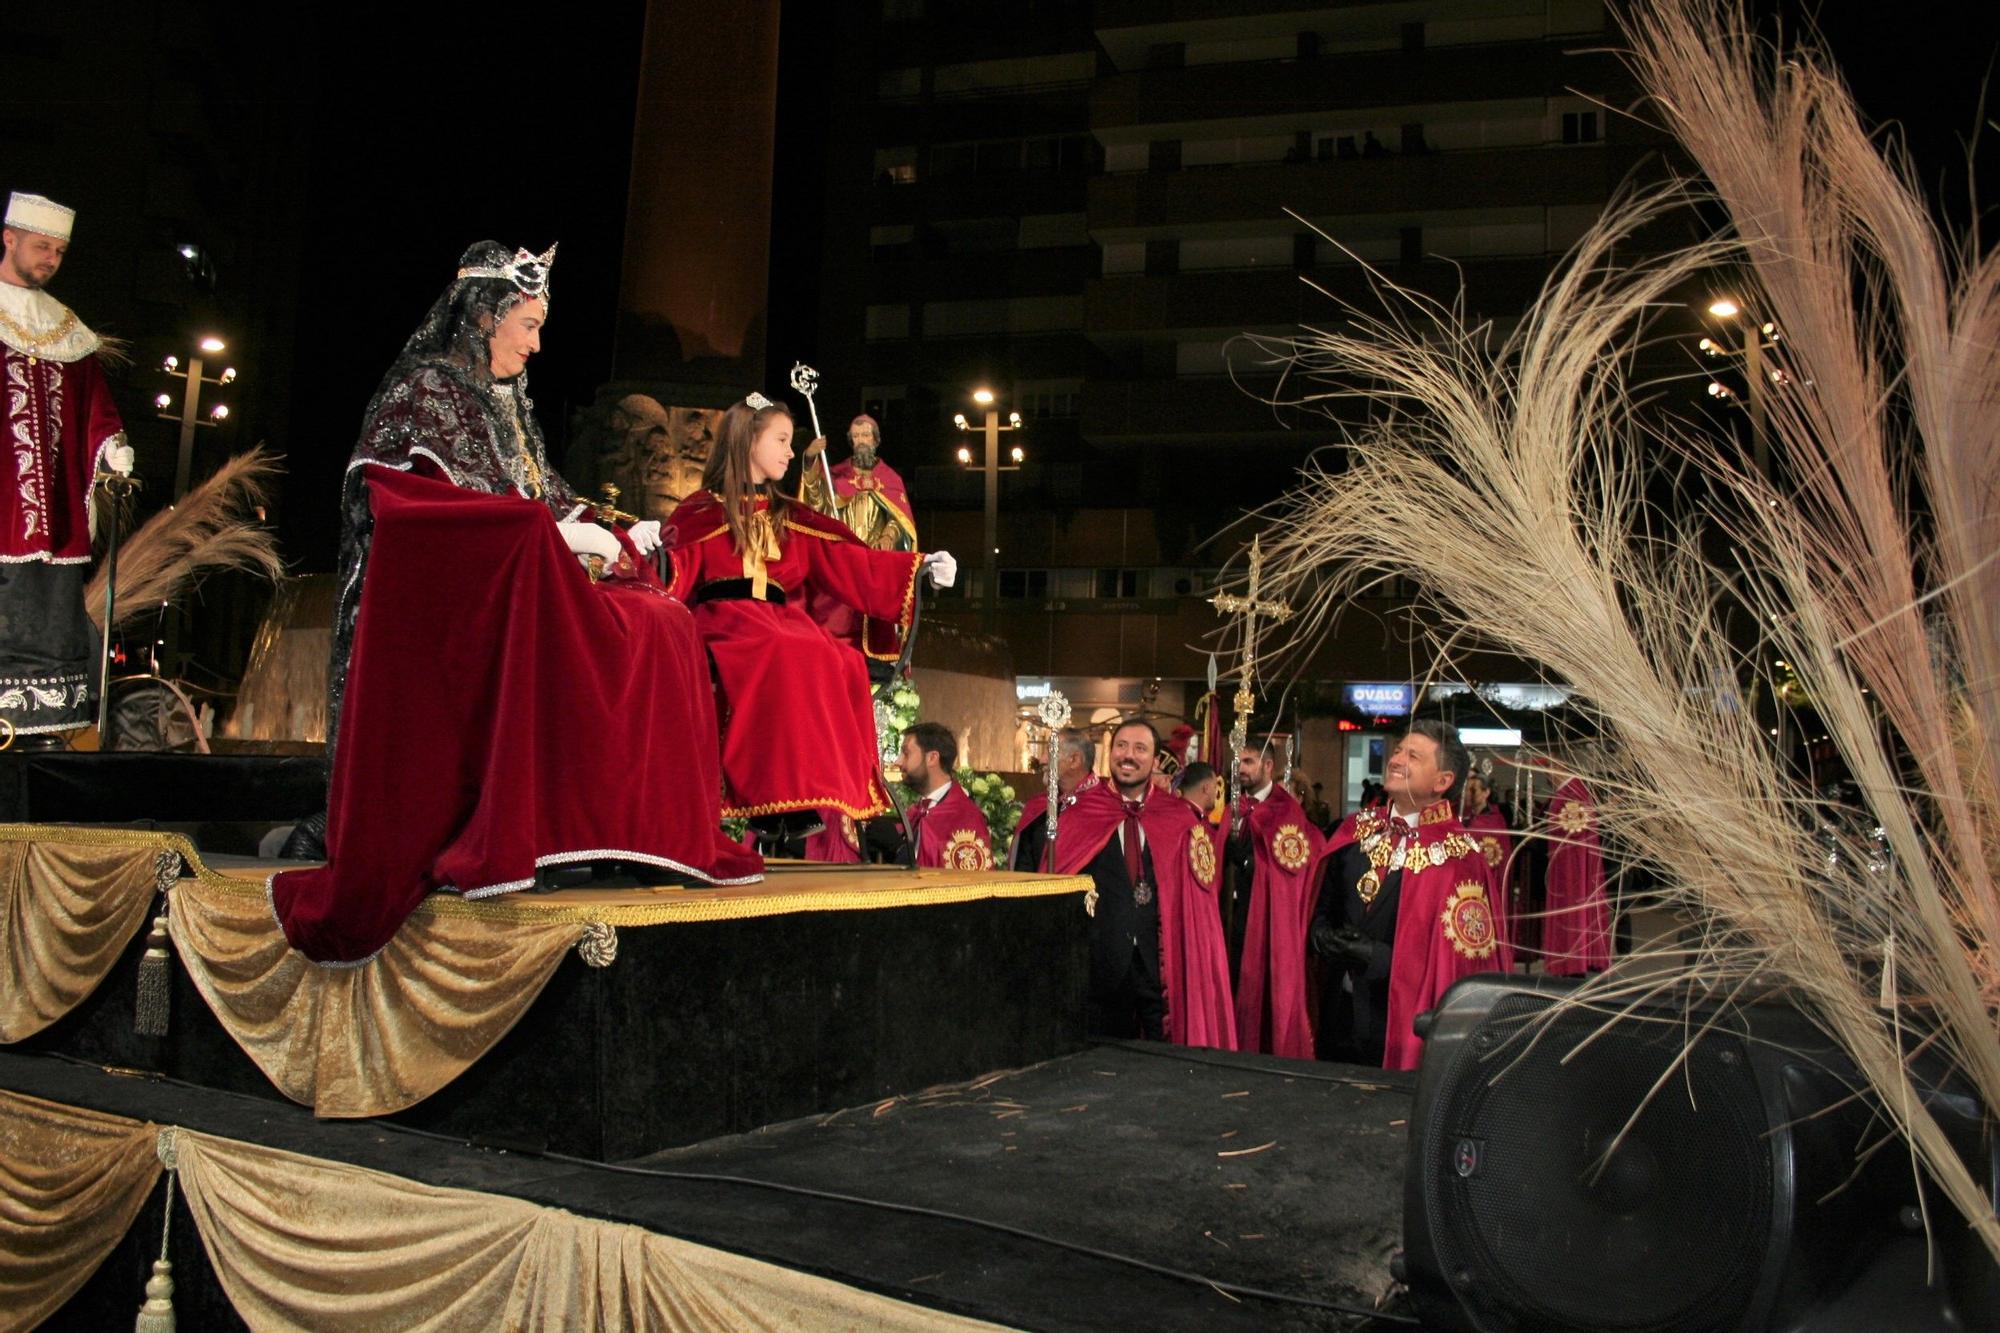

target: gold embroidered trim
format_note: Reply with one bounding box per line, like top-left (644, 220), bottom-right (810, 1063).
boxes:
top-left (0, 308), bottom-right (77, 351)
top-left (722, 790), bottom-right (889, 821)
top-left (1418, 800), bottom-right (1455, 826)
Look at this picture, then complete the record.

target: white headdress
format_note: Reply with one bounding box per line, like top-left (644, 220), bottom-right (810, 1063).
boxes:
top-left (744, 392), bottom-right (774, 411)
top-left (5, 193), bottom-right (74, 241)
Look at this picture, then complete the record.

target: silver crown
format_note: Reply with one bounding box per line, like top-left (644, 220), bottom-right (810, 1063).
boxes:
top-left (745, 391), bottom-right (774, 411)
top-left (457, 243), bottom-right (557, 299)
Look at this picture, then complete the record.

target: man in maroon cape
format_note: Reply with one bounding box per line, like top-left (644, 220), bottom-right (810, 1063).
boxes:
top-left (1309, 720), bottom-right (1504, 1070)
top-left (1230, 739), bottom-right (1326, 1058)
top-left (1461, 768), bottom-right (1516, 961)
top-left (1053, 718), bottom-right (1233, 1047)
top-left (896, 721), bottom-right (993, 869)
top-left (1541, 775), bottom-right (1611, 974)
top-left (1011, 728), bottom-right (1096, 871)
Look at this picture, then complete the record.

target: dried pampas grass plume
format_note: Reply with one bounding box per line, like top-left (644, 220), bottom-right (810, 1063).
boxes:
top-left (86, 447), bottom-right (286, 632)
top-left (1242, 0), bottom-right (1999, 1261)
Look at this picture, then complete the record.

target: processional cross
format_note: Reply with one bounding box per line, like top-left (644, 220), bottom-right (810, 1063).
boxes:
top-left (1209, 535), bottom-right (1292, 809)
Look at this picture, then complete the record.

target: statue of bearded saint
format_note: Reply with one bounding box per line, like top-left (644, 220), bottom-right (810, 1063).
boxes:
top-left (801, 413), bottom-right (917, 552)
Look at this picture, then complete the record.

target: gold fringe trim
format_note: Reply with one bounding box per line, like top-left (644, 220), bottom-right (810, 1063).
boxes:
top-left (722, 789), bottom-right (888, 821)
top-left (0, 822), bottom-right (1086, 928)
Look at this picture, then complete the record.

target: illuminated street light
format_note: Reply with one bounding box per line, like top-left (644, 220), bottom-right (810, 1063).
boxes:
top-left (953, 387), bottom-right (1027, 633)
top-left (1708, 298), bottom-right (1740, 318)
top-left (157, 336), bottom-right (242, 498)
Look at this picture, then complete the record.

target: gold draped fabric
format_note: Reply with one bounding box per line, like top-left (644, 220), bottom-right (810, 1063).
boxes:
top-left (0, 1091), bottom-right (1008, 1332)
top-left (0, 823), bottom-right (1087, 1120)
top-left (169, 872), bottom-right (585, 1118)
top-left (0, 1092), bottom-right (162, 1331)
top-left (0, 834), bottom-right (175, 1042)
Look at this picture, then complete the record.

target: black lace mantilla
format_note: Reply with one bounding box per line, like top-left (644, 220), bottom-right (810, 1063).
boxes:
top-left (327, 240), bottom-right (575, 760)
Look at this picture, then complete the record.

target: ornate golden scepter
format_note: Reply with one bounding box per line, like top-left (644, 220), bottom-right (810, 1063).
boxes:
top-left (1209, 534), bottom-right (1292, 817)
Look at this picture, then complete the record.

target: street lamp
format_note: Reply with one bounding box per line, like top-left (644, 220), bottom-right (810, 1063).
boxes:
top-left (158, 335), bottom-right (237, 500)
top-left (1696, 298), bottom-right (1780, 473)
top-left (952, 388), bottom-right (1026, 634)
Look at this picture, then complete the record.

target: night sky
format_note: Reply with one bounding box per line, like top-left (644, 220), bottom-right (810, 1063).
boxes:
top-left (161, 2), bottom-right (2000, 572)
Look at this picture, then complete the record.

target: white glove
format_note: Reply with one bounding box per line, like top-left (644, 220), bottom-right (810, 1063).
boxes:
top-left (104, 442), bottom-right (135, 476)
top-left (923, 550), bottom-right (957, 589)
top-left (627, 520), bottom-right (663, 556)
top-left (559, 521), bottom-right (622, 566)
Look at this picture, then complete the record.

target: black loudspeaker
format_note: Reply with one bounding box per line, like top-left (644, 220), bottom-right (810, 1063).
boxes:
top-left (1400, 975), bottom-right (1997, 1333)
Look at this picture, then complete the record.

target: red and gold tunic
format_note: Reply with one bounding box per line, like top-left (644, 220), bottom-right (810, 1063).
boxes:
top-left (666, 492), bottom-right (922, 818)
top-left (0, 311), bottom-right (124, 563)
top-left (0, 286), bottom-right (126, 733)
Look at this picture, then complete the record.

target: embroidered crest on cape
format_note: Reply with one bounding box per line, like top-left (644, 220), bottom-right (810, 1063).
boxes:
top-left (1440, 881), bottom-right (1498, 960)
top-left (1271, 823), bottom-right (1312, 872)
top-left (1554, 801), bottom-right (1592, 835)
top-left (942, 826), bottom-right (992, 870)
top-left (1188, 825), bottom-right (1218, 888)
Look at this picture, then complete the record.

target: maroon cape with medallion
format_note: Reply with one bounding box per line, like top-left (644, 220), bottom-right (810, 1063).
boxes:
top-left (908, 781), bottom-right (994, 869)
top-left (1054, 783), bottom-right (1235, 1050)
top-left (1541, 778), bottom-right (1611, 975)
top-left (667, 492), bottom-right (922, 820)
top-left (1320, 801), bottom-right (1504, 1070)
top-left (804, 808), bottom-right (865, 863)
top-left (1464, 803), bottom-right (1516, 956)
top-left (1233, 785), bottom-right (1326, 1059)
top-left (272, 466), bottom-right (763, 963)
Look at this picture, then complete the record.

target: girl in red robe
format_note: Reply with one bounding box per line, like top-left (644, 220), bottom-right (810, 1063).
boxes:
top-left (667, 397), bottom-right (951, 836)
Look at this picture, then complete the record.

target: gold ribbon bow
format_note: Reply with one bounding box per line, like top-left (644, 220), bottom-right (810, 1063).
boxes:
top-left (742, 509), bottom-right (783, 600)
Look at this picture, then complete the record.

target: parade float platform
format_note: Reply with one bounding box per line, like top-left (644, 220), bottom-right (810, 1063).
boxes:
top-left (0, 819), bottom-right (1415, 1331)
top-left (2, 825), bottom-right (1093, 1161)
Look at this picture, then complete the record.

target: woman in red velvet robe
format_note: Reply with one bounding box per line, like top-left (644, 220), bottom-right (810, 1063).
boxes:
top-left (667, 397), bottom-right (952, 834)
top-left (272, 243), bottom-right (762, 965)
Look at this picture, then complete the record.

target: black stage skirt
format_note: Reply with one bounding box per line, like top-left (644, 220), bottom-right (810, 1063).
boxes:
top-left (0, 562), bottom-right (94, 734)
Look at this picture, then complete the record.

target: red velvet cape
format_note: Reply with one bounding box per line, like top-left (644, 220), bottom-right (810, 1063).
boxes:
top-left (1232, 785), bottom-right (1326, 1059)
top-left (804, 809), bottom-right (864, 863)
top-left (1053, 782), bottom-right (1235, 1050)
top-left (1322, 801), bottom-right (1505, 1070)
top-left (666, 493), bottom-right (921, 818)
top-left (272, 467), bottom-right (762, 963)
top-left (908, 781), bottom-right (994, 869)
top-left (1541, 778), bottom-right (1611, 975)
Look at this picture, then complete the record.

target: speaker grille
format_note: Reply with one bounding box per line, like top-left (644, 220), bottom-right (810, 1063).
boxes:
top-left (1422, 994), bottom-right (1775, 1332)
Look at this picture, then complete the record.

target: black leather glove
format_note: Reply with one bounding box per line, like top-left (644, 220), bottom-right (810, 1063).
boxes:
top-left (1330, 926), bottom-right (1377, 968)
top-left (1310, 919), bottom-right (1344, 958)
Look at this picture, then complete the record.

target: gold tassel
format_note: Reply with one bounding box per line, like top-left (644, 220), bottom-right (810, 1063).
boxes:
top-left (135, 1130), bottom-right (178, 1332)
top-left (135, 910), bottom-right (171, 1037)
